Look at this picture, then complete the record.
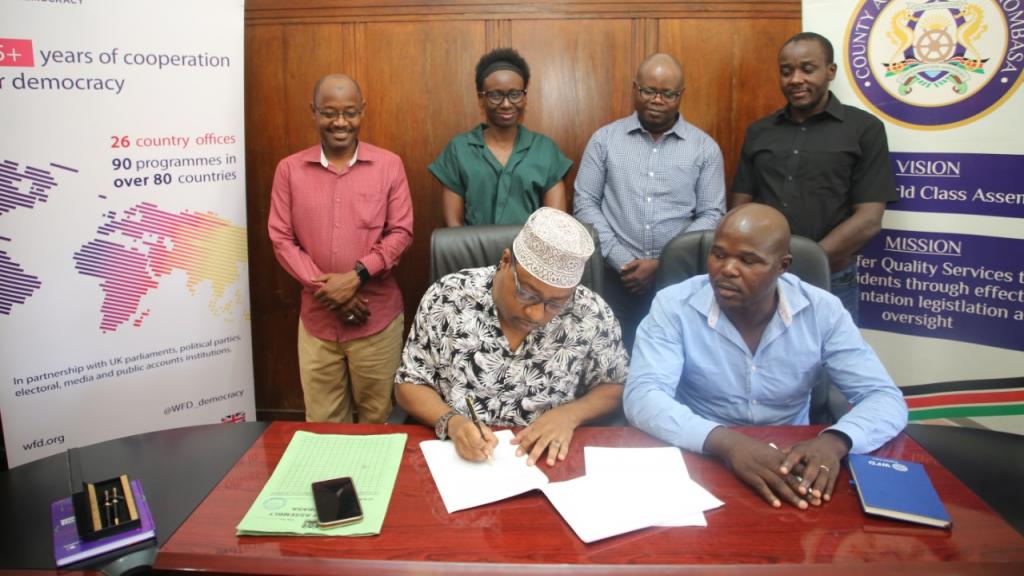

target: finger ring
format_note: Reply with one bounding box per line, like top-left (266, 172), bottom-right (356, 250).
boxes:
top-left (551, 440), bottom-right (560, 447)
top-left (819, 464), bottom-right (831, 474)
top-left (346, 314), bottom-right (355, 321)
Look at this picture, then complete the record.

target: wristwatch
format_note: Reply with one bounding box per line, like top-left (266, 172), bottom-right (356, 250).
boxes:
top-left (434, 410), bottom-right (459, 440)
top-left (354, 261), bottom-right (370, 286)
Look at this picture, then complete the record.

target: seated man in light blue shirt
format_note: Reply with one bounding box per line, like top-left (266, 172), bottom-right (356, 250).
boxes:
top-left (624, 203), bottom-right (907, 510)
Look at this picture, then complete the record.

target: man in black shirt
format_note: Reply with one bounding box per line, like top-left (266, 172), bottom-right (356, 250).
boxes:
top-left (732, 32), bottom-right (897, 323)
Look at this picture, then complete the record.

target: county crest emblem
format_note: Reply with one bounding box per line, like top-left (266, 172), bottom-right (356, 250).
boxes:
top-left (845, 0), bottom-right (1023, 128)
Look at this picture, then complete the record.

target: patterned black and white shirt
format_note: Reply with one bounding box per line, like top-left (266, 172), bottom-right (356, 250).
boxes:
top-left (396, 266), bottom-right (629, 426)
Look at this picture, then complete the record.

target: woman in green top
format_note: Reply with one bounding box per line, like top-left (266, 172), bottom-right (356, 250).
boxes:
top-left (430, 48), bottom-right (573, 227)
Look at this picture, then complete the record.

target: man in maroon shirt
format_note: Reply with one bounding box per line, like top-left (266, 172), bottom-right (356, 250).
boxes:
top-left (268, 74), bottom-right (414, 423)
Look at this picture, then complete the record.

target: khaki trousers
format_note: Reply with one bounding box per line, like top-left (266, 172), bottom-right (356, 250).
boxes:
top-left (297, 313), bottom-right (403, 423)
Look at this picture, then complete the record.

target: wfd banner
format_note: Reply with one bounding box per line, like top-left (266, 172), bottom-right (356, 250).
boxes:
top-left (0, 0), bottom-right (253, 466)
top-left (805, 0), bottom-right (1024, 433)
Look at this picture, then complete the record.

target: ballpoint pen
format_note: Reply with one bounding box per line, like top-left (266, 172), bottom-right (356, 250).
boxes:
top-left (111, 486), bottom-right (121, 525)
top-left (465, 396), bottom-right (492, 463)
top-left (104, 490), bottom-right (112, 527)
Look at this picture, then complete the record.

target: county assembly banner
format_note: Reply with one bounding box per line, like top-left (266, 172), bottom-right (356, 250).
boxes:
top-left (805, 0), bottom-right (1024, 433)
top-left (0, 0), bottom-right (253, 466)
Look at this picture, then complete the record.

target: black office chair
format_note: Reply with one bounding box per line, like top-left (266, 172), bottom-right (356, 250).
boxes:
top-left (655, 229), bottom-right (849, 424)
top-left (429, 224), bottom-right (603, 295)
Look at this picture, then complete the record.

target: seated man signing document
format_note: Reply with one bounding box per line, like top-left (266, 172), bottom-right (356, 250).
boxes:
top-left (396, 208), bottom-right (629, 466)
top-left (624, 204), bottom-right (907, 509)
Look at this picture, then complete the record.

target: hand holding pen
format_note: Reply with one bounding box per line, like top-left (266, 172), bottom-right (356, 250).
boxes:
top-left (449, 396), bottom-right (496, 463)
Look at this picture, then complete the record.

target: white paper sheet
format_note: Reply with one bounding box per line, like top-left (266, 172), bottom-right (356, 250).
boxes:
top-left (584, 446), bottom-right (723, 527)
top-left (420, 429), bottom-right (549, 513)
top-left (540, 475), bottom-right (667, 543)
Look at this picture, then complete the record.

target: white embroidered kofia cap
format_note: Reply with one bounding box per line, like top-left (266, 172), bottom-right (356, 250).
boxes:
top-left (512, 207), bottom-right (594, 288)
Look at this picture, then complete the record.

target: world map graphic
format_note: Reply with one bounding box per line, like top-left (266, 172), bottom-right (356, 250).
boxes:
top-left (1, 159), bottom-right (248, 331)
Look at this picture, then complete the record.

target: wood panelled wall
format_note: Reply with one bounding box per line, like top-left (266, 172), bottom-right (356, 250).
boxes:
top-left (245, 0), bottom-right (801, 419)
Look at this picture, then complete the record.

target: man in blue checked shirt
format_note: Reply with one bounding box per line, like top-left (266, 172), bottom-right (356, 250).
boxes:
top-left (574, 53), bottom-right (726, 351)
top-left (624, 204), bottom-right (907, 510)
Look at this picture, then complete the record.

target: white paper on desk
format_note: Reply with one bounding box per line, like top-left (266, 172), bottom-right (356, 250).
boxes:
top-left (584, 446), bottom-right (723, 527)
top-left (420, 429), bottom-right (549, 513)
top-left (540, 475), bottom-right (669, 543)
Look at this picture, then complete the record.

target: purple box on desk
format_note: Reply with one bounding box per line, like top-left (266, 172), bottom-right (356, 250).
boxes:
top-left (51, 479), bottom-right (156, 567)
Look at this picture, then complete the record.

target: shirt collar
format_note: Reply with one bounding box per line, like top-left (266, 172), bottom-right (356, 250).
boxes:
top-left (319, 144), bottom-right (359, 168)
top-left (626, 111), bottom-right (689, 140)
top-left (467, 123), bottom-right (533, 152)
top-left (483, 265), bottom-right (498, 314)
top-left (775, 91), bottom-right (845, 124)
top-left (482, 266), bottom-right (510, 336)
top-left (776, 283), bottom-right (795, 327)
top-left (699, 273), bottom-right (808, 329)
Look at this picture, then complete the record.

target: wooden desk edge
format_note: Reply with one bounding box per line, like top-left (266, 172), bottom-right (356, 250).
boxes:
top-left (154, 552), bottom-right (1024, 576)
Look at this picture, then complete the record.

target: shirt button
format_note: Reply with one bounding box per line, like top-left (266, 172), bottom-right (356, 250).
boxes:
top-left (648, 172), bottom-right (654, 177)
top-left (751, 365), bottom-right (757, 372)
top-left (800, 126), bottom-right (807, 132)
top-left (793, 150), bottom-right (799, 155)
top-left (787, 175), bottom-right (793, 181)
top-left (752, 399), bottom-right (759, 405)
top-left (653, 149), bottom-right (658, 153)
top-left (645, 225), bottom-right (651, 230)
top-left (647, 197), bottom-right (652, 202)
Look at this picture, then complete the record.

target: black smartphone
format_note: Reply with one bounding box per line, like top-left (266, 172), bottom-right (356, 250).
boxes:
top-left (311, 476), bottom-right (364, 528)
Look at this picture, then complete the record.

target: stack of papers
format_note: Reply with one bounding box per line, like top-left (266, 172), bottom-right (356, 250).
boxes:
top-left (420, 430), bottom-right (723, 543)
top-left (236, 431), bottom-right (407, 536)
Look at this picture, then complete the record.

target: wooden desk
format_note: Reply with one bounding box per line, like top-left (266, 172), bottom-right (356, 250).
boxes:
top-left (155, 422), bottom-right (1024, 575)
